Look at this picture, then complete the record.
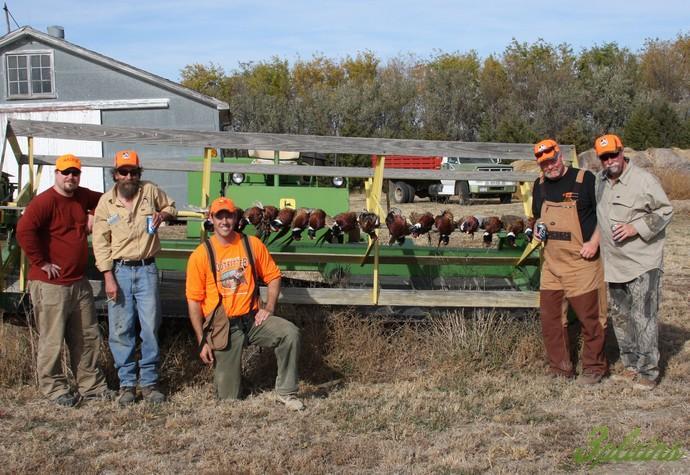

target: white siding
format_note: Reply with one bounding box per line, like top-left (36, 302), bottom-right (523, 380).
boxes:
top-left (1, 110), bottom-right (104, 195)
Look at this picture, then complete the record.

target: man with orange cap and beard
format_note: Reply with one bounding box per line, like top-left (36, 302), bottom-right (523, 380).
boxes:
top-left (594, 134), bottom-right (672, 390)
top-left (93, 150), bottom-right (176, 406)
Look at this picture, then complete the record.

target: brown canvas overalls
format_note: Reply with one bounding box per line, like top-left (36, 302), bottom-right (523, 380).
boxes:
top-left (539, 169), bottom-right (607, 377)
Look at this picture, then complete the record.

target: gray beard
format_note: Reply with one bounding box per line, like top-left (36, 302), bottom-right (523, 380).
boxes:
top-left (117, 181), bottom-right (140, 200)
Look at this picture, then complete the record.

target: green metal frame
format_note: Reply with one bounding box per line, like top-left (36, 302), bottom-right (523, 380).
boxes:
top-left (0, 121), bottom-right (547, 312)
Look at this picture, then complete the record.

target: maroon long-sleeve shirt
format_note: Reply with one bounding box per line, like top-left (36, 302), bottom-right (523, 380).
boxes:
top-left (16, 186), bottom-right (102, 285)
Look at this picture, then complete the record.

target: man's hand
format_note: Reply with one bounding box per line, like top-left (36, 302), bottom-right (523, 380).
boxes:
top-left (612, 223), bottom-right (638, 242)
top-left (87, 214), bottom-right (95, 234)
top-left (151, 211), bottom-right (172, 230)
top-left (580, 240), bottom-right (598, 259)
top-left (199, 343), bottom-right (214, 365)
top-left (41, 263), bottom-right (61, 279)
top-left (254, 308), bottom-right (273, 325)
top-left (104, 271), bottom-right (119, 302)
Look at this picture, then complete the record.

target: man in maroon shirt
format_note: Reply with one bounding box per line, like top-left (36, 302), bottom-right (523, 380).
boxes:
top-left (17, 154), bottom-right (113, 407)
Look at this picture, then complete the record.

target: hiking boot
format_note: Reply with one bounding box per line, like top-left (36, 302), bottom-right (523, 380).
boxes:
top-left (276, 393), bottom-right (305, 411)
top-left (633, 377), bottom-right (657, 391)
top-left (141, 385), bottom-right (166, 404)
top-left (117, 387), bottom-right (137, 407)
top-left (576, 372), bottom-right (603, 386)
top-left (54, 392), bottom-right (81, 408)
top-left (610, 369), bottom-right (637, 383)
top-left (83, 388), bottom-right (117, 401)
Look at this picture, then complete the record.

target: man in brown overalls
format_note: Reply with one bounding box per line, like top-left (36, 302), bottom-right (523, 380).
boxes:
top-left (531, 139), bottom-right (608, 384)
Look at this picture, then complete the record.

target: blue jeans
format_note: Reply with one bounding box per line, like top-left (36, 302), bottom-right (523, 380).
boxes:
top-left (107, 261), bottom-right (161, 388)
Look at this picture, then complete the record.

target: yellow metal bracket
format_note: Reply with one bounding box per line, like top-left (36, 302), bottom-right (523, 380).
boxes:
top-left (362, 156), bottom-right (386, 304)
top-left (516, 239), bottom-right (542, 266)
top-left (200, 147), bottom-right (215, 240)
top-left (518, 181), bottom-right (534, 218)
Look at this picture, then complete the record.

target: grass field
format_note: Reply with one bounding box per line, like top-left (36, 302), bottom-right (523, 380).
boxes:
top-left (1, 197), bottom-right (688, 474)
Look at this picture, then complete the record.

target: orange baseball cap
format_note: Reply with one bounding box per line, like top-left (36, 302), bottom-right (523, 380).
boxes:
top-left (209, 197), bottom-right (237, 216)
top-left (533, 139), bottom-right (560, 163)
top-left (115, 150), bottom-right (140, 168)
top-left (55, 154), bottom-right (81, 171)
top-left (594, 134), bottom-right (623, 157)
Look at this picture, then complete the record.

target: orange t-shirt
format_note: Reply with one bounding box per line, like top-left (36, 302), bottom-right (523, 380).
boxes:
top-left (186, 234), bottom-right (281, 318)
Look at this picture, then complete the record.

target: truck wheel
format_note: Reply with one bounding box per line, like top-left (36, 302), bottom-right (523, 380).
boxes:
top-left (391, 181), bottom-right (409, 204)
top-left (499, 194), bottom-right (512, 204)
top-left (402, 182), bottom-right (415, 203)
top-left (456, 181), bottom-right (471, 205)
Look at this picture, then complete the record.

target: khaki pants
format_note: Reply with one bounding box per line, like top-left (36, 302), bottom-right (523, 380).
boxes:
top-left (213, 314), bottom-right (301, 400)
top-left (29, 278), bottom-right (108, 399)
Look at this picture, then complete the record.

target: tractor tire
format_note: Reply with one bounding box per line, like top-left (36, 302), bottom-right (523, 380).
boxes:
top-left (499, 194), bottom-right (512, 204)
top-left (456, 181), bottom-right (471, 206)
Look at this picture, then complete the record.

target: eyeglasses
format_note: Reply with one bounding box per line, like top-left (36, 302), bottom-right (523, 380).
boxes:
top-left (599, 152), bottom-right (620, 162)
top-left (535, 146), bottom-right (556, 159)
top-left (59, 168), bottom-right (81, 177)
top-left (116, 168), bottom-right (141, 177)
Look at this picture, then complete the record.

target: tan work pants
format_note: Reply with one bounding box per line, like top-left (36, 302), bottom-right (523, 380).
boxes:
top-left (29, 278), bottom-right (108, 399)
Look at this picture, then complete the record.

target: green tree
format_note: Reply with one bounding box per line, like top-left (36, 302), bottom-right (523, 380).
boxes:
top-left (179, 62), bottom-right (231, 101)
top-left (623, 99), bottom-right (684, 148)
top-left (576, 43), bottom-right (638, 134)
top-left (418, 51), bottom-right (482, 140)
top-left (639, 34), bottom-right (690, 103)
top-left (500, 40), bottom-right (582, 139)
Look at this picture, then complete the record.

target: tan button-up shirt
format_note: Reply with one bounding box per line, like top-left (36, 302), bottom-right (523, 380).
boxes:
top-left (93, 181), bottom-right (176, 272)
top-left (596, 161), bottom-right (673, 283)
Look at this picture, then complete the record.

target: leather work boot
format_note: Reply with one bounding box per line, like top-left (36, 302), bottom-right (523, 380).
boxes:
top-left (117, 387), bottom-right (137, 407)
top-left (54, 392), bottom-right (81, 408)
top-left (633, 377), bottom-right (657, 391)
top-left (141, 385), bottom-right (166, 404)
top-left (276, 393), bottom-right (305, 411)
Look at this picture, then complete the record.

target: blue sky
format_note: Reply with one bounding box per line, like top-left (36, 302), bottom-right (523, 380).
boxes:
top-left (10, 1), bottom-right (690, 81)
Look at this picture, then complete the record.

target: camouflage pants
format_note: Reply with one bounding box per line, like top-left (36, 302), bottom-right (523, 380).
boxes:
top-left (608, 269), bottom-right (661, 380)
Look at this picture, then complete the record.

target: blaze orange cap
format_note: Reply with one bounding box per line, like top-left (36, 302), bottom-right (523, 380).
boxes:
top-left (115, 150), bottom-right (140, 168)
top-left (533, 139), bottom-right (560, 163)
top-left (594, 134), bottom-right (623, 157)
top-left (210, 197), bottom-right (237, 216)
top-left (55, 154), bottom-right (81, 171)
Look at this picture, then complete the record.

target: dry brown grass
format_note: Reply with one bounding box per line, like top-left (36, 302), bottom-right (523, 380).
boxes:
top-left (653, 167), bottom-right (690, 200)
top-left (1, 200), bottom-right (689, 474)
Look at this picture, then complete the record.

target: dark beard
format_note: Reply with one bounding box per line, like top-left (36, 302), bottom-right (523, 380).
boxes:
top-left (117, 181), bottom-right (140, 200)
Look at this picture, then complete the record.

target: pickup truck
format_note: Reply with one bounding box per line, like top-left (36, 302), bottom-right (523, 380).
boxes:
top-left (428, 157), bottom-right (517, 205)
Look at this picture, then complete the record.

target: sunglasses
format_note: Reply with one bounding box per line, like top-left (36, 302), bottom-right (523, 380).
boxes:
top-left (59, 168), bottom-right (81, 176)
top-left (599, 152), bottom-right (620, 162)
top-left (213, 210), bottom-right (237, 220)
top-left (535, 146), bottom-right (556, 159)
top-left (116, 168), bottom-right (141, 177)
